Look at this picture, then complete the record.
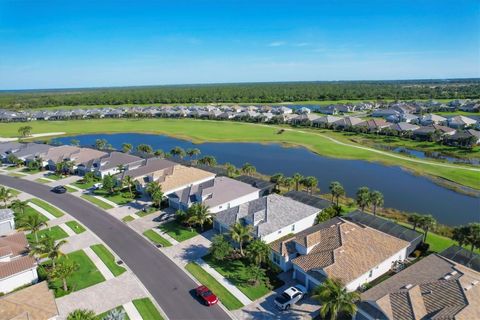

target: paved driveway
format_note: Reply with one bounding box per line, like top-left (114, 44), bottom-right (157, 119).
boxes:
top-left (0, 175), bottom-right (230, 320)
top-left (161, 230), bottom-right (215, 267)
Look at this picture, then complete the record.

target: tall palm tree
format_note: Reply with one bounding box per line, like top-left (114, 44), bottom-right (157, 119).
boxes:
top-left (270, 173), bottom-right (285, 192)
top-left (186, 148), bottom-right (201, 160)
top-left (407, 213), bottom-right (423, 231)
top-left (292, 173), bottom-right (303, 191)
top-left (224, 163), bottom-right (236, 177)
top-left (136, 144), bottom-right (153, 154)
top-left (44, 236), bottom-right (68, 267)
top-left (19, 214), bottom-right (48, 243)
top-left (122, 143), bottom-right (133, 153)
top-left (283, 177), bottom-right (295, 191)
top-left (11, 199), bottom-right (28, 215)
top-left (329, 181), bottom-right (345, 207)
top-left (123, 175), bottom-right (135, 196)
top-left (304, 176), bottom-right (318, 194)
top-left (50, 259), bottom-right (79, 292)
top-left (246, 239), bottom-right (270, 265)
top-left (356, 187), bottom-right (371, 211)
top-left (230, 222), bottom-right (253, 257)
top-left (241, 163), bottom-right (256, 176)
top-left (186, 203), bottom-right (211, 231)
top-left (312, 278), bottom-right (359, 320)
top-left (61, 160), bottom-right (75, 175)
top-left (146, 182), bottom-right (163, 207)
top-left (0, 186), bottom-right (13, 208)
top-left (466, 223), bottom-right (480, 254)
top-left (198, 155), bottom-right (217, 167)
top-left (419, 215), bottom-right (436, 242)
top-left (170, 146), bottom-right (186, 159)
top-left (452, 225), bottom-right (470, 248)
top-left (66, 309), bottom-right (96, 320)
top-left (369, 190), bottom-right (384, 216)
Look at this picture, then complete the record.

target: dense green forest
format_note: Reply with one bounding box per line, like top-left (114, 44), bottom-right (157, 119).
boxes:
top-left (1, 79), bottom-right (479, 109)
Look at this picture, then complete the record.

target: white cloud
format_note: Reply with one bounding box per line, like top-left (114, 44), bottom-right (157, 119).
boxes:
top-left (268, 41), bottom-right (287, 47)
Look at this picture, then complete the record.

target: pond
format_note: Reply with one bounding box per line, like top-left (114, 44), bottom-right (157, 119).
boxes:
top-left (392, 147), bottom-right (480, 166)
top-left (53, 133), bottom-right (480, 226)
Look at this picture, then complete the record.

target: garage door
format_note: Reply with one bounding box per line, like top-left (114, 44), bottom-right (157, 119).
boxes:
top-left (294, 269), bottom-right (307, 287)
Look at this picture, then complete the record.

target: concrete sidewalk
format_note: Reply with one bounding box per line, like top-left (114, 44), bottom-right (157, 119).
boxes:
top-left (84, 247), bottom-right (115, 280)
top-left (123, 301), bottom-right (143, 320)
top-left (27, 201), bottom-right (57, 220)
top-left (93, 195), bottom-right (119, 208)
top-left (196, 258), bottom-right (252, 305)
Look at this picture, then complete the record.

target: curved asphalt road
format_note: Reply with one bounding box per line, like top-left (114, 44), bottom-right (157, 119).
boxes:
top-left (0, 175), bottom-right (230, 320)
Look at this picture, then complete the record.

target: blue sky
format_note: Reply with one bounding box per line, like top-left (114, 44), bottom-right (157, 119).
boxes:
top-left (0, 0), bottom-right (479, 89)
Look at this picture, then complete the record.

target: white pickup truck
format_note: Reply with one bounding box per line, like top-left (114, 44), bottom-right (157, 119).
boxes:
top-left (274, 285), bottom-right (307, 310)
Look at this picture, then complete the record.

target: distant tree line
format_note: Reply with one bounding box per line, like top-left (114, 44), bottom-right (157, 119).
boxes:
top-left (1, 79), bottom-right (479, 109)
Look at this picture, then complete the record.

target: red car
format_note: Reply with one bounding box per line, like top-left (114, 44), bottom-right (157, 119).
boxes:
top-left (195, 285), bottom-right (218, 306)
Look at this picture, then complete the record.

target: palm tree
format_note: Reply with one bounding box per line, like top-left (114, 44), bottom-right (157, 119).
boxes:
top-left (67, 309), bottom-right (96, 320)
top-left (11, 199), bottom-right (28, 215)
top-left (419, 214), bottom-right (436, 242)
top-left (146, 182), bottom-right (163, 207)
top-left (246, 239), bottom-right (270, 265)
top-left (154, 149), bottom-right (165, 157)
top-left (122, 143), bottom-right (133, 153)
top-left (186, 148), bottom-right (201, 160)
top-left (123, 175), bottom-right (135, 196)
top-left (18, 214), bottom-right (48, 243)
top-left (247, 265), bottom-right (267, 287)
top-left (0, 186), bottom-right (13, 208)
top-left (230, 222), bottom-right (253, 256)
top-left (452, 225), bottom-right (470, 248)
top-left (303, 176), bottom-right (318, 194)
top-left (29, 235), bottom-right (67, 267)
top-left (95, 139), bottom-right (108, 150)
top-left (270, 173), bottom-right (285, 192)
top-left (198, 155), bottom-right (217, 167)
top-left (283, 177), bottom-right (295, 191)
top-left (356, 187), bottom-right (371, 211)
top-left (18, 125), bottom-right (33, 137)
top-left (329, 181), bottom-right (345, 207)
top-left (116, 164), bottom-right (126, 173)
top-left (136, 144), bottom-right (153, 154)
top-left (50, 259), bottom-right (79, 292)
top-left (369, 190), bottom-right (384, 216)
top-left (186, 203), bottom-right (211, 232)
top-left (224, 162), bottom-right (236, 177)
top-left (61, 160), bottom-right (75, 175)
top-left (465, 223), bottom-right (480, 253)
top-left (170, 146), bottom-right (186, 159)
top-left (241, 163), bottom-right (256, 176)
top-left (407, 213), bottom-right (423, 231)
top-left (312, 278), bottom-right (359, 320)
top-left (292, 173), bottom-right (303, 191)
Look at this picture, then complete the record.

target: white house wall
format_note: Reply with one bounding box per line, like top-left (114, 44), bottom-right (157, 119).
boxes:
top-left (0, 267), bottom-right (38, 294)
top-left (209, 190), bottom-right (260, 214)
top-left (261, 212), bottom-right (318, 243)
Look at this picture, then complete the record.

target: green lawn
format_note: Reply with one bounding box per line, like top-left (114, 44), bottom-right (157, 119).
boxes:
top-left (44, 173), bottom-right (67, 180)
top-left (65, 185), bottom-right (77, 193)
top-left (185, 262), bottom-right (244, 310)
top-left (1, 118), bottom-right (477, 189)
top-left (132, 298), bottom-right (164, 320)
top-left (122, 215), bottom-right (135, 222)
top-left (26, 226), bottom-right (69, 244)
top-left (40, 249), bottom-right (105, 297)
top-left (14, 206), bottom-right (49, 225)
top-left (96, 306), bottom-right (130, 320)
top-left (29, 198), bottom-right (65, 218)
top-left (157, 220), bottom-right (200, 242)
top-left (35, 178), bottom-right (52, 184)
top-left (72, 179), bottom-right (98, 190)
top-left (90, 244), bottom-right (126, 277)
top-left (9, 172), bottom-right (26, 177)
top-left (5, 166), bottom-right (20, 171)
top-left (81, 195), bottom-right (114, 209)
top-left (6, 187), bottom-right (21, 196)
top-left (94, 189), bottom-right (135, 206)
top-left (65, 220), bottom-right (86, 234)
top-left (21, 168), bottom-right (42, 174)
top-left (136, 206), bottom-right (158, 217)
top-left (436, 111), bottom-right (479, 116)
top-left (203, 254), bottom-right (284, 301)
top-left (143, 230), bottom-right (172, 247)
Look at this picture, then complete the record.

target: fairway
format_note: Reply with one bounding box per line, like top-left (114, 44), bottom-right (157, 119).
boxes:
top-left (0, 118), bottom-right (478, 190)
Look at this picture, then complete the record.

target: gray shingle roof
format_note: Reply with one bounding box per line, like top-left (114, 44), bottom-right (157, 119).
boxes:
top-left (0, 209), bottom-right (14, 221)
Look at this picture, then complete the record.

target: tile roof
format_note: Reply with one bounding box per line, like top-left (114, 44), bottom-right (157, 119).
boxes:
top-left (0, 255), bottom-right (36, 279)
top-left (98, 151), bottom-right (143, 171)
top-left (43, 145), bottom-right (81, 163)
top-left (123, 157), bottom-right (177, 179)
top-left (0, 233), bottom-right (29, 257)
top-left (0, 209), bottom-right (14, 221)
top-left (157, 165), bottom-right (215, 194)
top-left (0, 281), bottom-right (58, 320)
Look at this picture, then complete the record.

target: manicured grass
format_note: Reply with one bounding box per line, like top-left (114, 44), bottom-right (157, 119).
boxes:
top-left (436, 111), bottom-right (479, 116)
top-left (40, 249), bottom-right (105, 297)
top-left (44, 173), bottom-right (66, 180)
top-left (157, 220), bottom-right (200, 242)
top-left (203, 254), bottom-right (284, 301)
top-left (65, 220), bottom-right (86, 234)
top-left (136, 206), bottom-right (158, 217)
top-left (186, 262), bottom-right (244, 310)
top-left (122, 215), bottom-right (135, 222)
top-left (65, 185), bottom-right (77, 193)
top-left (72, 179), bottom-right (99, 190)
top-left (29, 198), bottom-right (65, 218)
top-left (143, 229), bottom-right (172, 247)
top-left (81, 195), bottom-right (114, 209)
top-left (14, 206), bottom-right (49, 225)
top-left (96, 306), bottom-right (130, 320)
top-left (5, 166), bottom-right (20, 171)
top-left (132, 298), bottom-right (164, 320)
top-left (94, 189), bottom-right (135, 206)
top-left (35, 178), bottom-right (52, 184)
top-left (1, 118), bottom-right (477, 189)
top-left (21, 168), bottom-right (42, 174)
top-left (9, 172), bottom-right (26, 177)
top-left (5, 187), bottom-right (20, 196)
top-left (90, 244), bottom-right (126, 277)
top-left (27, 225), bottom-right (69, 244)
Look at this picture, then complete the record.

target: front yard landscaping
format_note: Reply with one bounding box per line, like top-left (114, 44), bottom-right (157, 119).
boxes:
top-left (35, 178), bottom-right (52, 184)
top-left (9, 172), bottom-right (26, 177)
top-left (203, 254), bottom-right (284, 301)
top-left (95, 306), bottom-right (130, 320)
top-left (135, 206), bottom-right (157, 217)
top-left (15, 206), bottom-right (49, 225)
top-left (93, 189), bottom-right (135, 206)
top-left (185, 262), bottom-right (244, 310)
top-left (90, 244), bottom-right (126, 277)
top-left (73, 179), bottom-right (97, 190)
top-left (21, 168), bottom-right (42, 174)
top-left (26, 226), bottom-right (69, 244)
top-left (132, 298), bottom-right (164, 320)
top-left (157, 220), bottom-right (202, 242)
top-left (65, 220), bottom-right (86, 234)
top-left (65, 185), bottom-right (78, 193)
top-left (143, 229), bottom-right (172, 247)
top-left (29, 198), bottom-right (65, 218)
top-left (44, 173), bottom-right (66, 180)
top-left (81, 195), bottom-right (114, 209)
top-left (122, 215), bottom-right (135, 222)
top-left (39, 249), bottom-right (105, 298)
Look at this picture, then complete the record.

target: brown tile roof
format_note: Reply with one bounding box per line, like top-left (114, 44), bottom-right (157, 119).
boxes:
top-left (71, 148), bottom-right (108, 165)
top-left (0, 256), bottom-right (36, 279)
top-left (159, 165), bottom-right (215, 193)
top-left (0, 246), bottom-right (13, 257)
top-left (0, 281), bottom-right (58, 320)
top-left (0, 233), bottom-right (28, 257)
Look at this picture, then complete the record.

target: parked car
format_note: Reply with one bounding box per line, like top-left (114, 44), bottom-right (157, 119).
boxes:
top-left (51, 185), bottom-right (67, 194)
top-left (195, 285), bottom-right (218, 306)
top-left (274, 285), bottom-right (307, 310)
top-left (92, 183), bottom-right (102, 190)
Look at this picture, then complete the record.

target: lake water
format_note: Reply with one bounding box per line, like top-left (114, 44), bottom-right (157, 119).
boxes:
top-left (53, 133), bottom-right (480, 226)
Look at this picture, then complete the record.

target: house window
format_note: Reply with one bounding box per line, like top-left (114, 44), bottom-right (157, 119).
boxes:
top-left (291, 224), bottom-right (295, 232)
top-left (272, 253), bottom-right (280, 265)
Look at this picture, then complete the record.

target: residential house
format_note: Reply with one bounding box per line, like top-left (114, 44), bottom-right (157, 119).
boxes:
top-left (269, 216), bottom-right (411, 292)
top-left (92, 151), bottom-right (144, 178)
top-left (0, 233), bottom-right (37, 294)
top-left (332, 116), bottom-right (364, 129)
top-left (291, 113), bottom-right (321, 126)
top-left (234, 175), bottom-right (275, 197)
top-left (413, 125), bottom-right (456, 140)
top-left (10, 143), bottom-right (53, 164)
top-left (371, 109), bottom-right (401, 119)
top-left (42, 145), bottom-right (82, 170)
top-left (69, 148), bottom-right (108, 175)
top-left (297, 107), bottom-right (311, 114)
top-left (312, 115), bottom-right (342, 127)
top-left (419, 114), bottom-right (447, 126)
top-left (168, 176), bottom-right (260, 213)
top-left (0, 281), bottom-right (59, 320)
top-left (0, 209), bottom-right (15, 236)
top-left (459, 102), bottom-right (480, 112)
top-left (357, 119), bottom-right (390, 132)
top-left (214, 194), bottom-right (321, 243)
top-left (447, 115), bottom-right (477, 129)
top-left (318, 105), bottom-right (338, 115)
top-left (400, 113), bottom-right (419, 123)
top-left (356, 248), bottom-right (480, 320)
top-left (273, 106), bottom-right (293, 115)
top-left (121, 157), bottom-right (215, 196)
top-left (0, 142), bottom-right (23, 162)
top-left (387, 122), bottom-right (420, 134)
top-left (444, 129), bottom-right (480, 147)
